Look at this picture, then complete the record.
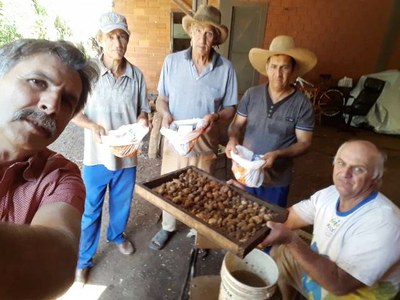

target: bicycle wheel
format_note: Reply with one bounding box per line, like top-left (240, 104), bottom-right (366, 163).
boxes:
top-left (318, 89), bottom-right (345, 117)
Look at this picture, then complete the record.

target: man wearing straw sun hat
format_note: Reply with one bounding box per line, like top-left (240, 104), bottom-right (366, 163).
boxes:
top-left (226, 35), bottom-right (317, 208)
top-left (149, 4), bottom-right (238, 250)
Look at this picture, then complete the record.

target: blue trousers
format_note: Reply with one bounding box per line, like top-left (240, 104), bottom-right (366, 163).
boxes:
top-left (245, 185), bottom-right (289, 208)
top-left (77, 165), bottom-right (136, 269)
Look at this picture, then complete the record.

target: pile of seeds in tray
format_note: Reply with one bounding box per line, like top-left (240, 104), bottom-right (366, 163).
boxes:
top-left (152, 168), bottom-right (279, 243)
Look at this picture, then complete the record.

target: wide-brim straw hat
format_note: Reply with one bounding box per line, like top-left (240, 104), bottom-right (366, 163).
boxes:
top-left (249, 35), bottom-right (317, 77)
top-left (182, 4), bottom-right (228, 45)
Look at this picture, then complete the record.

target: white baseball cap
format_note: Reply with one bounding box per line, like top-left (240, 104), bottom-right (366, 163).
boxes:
top-left (99, 12), bottom-right (130, 35)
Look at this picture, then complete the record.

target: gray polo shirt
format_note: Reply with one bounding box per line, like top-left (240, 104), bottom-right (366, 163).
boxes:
top-left (83, 57), bottom-right (150, 171)
top-left (237, 84), bottom-right (314, 186)
top-left (157, 47), bottom-right (238, 155)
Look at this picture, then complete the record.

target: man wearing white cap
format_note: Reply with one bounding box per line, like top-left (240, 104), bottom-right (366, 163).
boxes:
top-left (226, 35), bottom-right (317, 208)
top-left (149, 5), bottom-right (238, 250)
top-left (73, 12), bottom-right (150, 284)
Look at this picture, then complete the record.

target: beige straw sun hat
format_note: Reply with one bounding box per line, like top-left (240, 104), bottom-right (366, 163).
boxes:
top-left (249, 35), bottom-right (317, 77)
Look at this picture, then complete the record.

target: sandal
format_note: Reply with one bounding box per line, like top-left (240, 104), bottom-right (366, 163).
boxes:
top-left (149, 229), bottom-right (173, 250)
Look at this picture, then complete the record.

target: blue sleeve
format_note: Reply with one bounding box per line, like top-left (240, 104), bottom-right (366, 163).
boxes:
top-left (295, 95), bottom-right (314, 131)
top-left (222, 63), bottom-right (238, 108)
top-left (137, 69), bottom-right (150, 114)
top-left (157, 56), bottom-right (170, 98)
top-left (237, 89), bottom-right (251, 117)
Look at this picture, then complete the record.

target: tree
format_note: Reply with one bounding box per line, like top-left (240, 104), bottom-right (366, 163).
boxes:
top-left (0, 1), bottom-right (22, 46)
top-left (32, 0), bottom-right (48, 39)
top-left (54, 16), bottom-right (72, 40)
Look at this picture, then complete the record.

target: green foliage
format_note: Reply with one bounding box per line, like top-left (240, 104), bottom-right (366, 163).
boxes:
top-left (0, 23), bottom-right (23, 46)
top-left (0, 0), bottom-right (22, 46)
top-left (88, 36), bottom-right (102, 56)
top-left (0, 0), bottom-right (72, 45)
top-left (31, 0), bottom-right (48, 39)
top-left (32, 0), bottom-right (46, 16)
top-left (33, 19), bottom-right (48, 39)
top-left (0, 0), bottom-right (81, 45)
top-left (54, 16), bottom-right (72, 40)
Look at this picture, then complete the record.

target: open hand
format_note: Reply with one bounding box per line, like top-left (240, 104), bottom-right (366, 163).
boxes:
top-left (161, 113), bottom-right (173, 129)
top-left (262, 151), bottom-right (279, 169)
top-left (260, 221), bottom-right (294, 248)
top-left (225, 140), bottom-right (238, 158)
top-left (201, 113), bottom-right (217, 133)
top-left (226, 179), bottom-right (245, 190)
top-left (91, 124), bottom-right (106, 144)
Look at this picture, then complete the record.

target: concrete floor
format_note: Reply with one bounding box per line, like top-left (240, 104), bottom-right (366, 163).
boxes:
top-left (50, 120), bottom-right (400, 300)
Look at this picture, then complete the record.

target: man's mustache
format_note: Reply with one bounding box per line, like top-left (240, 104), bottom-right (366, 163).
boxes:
top-left (11, 108), bottom-right (57, 137)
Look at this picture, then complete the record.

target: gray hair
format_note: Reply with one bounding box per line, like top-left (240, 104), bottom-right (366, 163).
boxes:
top-left (0, 39), bottom-right (99, 115)
top-left (333, 140), bottom-right (387, 180)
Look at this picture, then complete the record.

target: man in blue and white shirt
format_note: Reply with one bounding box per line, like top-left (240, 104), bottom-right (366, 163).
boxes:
top-left (263, 140), bottom-right (400, 300)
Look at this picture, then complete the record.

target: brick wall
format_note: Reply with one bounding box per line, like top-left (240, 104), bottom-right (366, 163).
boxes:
top-left (113, 0), bottom-right (171, 93)
top-left (114, 0), bottom-right (399, 91)
top-left (113, 0), bottom-right (219, 94)
top-left (264, 0), bottom-right (399, 84)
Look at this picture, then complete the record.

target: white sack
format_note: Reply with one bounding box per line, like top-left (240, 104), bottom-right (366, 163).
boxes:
top-left (230, 145), bottom-right (265, 188)
top-left (161, 118), bottom-right (206, 156)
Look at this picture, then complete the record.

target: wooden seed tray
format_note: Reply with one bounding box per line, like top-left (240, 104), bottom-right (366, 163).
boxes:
top-left (136, 166), bottom-right (288, 258)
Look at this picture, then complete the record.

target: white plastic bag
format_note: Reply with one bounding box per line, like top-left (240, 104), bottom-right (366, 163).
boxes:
top-left (161, 118), bottom-right (206, 156)
top-left (230, 145), bottom-right (265, 188)
top-left (101, 123), bottom-right (149, 157)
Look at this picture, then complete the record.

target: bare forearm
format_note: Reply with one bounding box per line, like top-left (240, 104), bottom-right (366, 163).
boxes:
top-left (155, 96), bottom-right (171, 118)
top-left (137, 112), bottom-right (149, 127)
top-left (225, 114), bottom-right (246, 157)
top-left (72, 112), bottom-right (105, 142)
top-left (217, 106), bottom-right (235, 123)
top-left (137, 112), bottom-right (148, 121)
top-left (228, 121), bottom-right (242, 142)
top-left (0, 223), bottom-right (78, 299)
top-left (273, 140), bottom-right (311, 159)
top-left (71, 112), bottom-right (97, 130)
top-left (205, 106), bottom-right (236, 129)
top-left (287, 235), bottom-right (363, 295)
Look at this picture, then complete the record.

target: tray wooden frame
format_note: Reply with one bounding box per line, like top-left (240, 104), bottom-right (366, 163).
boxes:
top-left (136, 166), bottom-right (288, 258)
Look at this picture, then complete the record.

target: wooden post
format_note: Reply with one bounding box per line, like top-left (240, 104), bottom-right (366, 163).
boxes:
top-left (148, 111), bottom-right (162, 158)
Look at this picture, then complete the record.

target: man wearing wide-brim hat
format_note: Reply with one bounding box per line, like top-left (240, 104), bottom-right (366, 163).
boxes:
top-left (149, 5), bottom-right (238, 251)
top-left (226, 35), bottom-right (317, 208)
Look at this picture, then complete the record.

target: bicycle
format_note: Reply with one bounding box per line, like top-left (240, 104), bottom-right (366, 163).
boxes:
top-left (294, 76), bottom-right (319, 110)
top-left (294, 76), bottom-right (346, 123)
top-left (318, 88), bottom-right (345, 117)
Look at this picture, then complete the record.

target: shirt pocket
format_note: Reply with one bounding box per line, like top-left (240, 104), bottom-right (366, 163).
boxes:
top-left (267, 117), bottom-right (296, 136)
top-left (198, 85), bottom-right (223, 111)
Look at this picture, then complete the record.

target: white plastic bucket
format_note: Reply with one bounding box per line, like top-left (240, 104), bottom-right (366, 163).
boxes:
top-left (219, 249), bottom-right (279, 300)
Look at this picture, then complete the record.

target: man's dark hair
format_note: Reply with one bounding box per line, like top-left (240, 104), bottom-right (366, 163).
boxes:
top-left (267, 55), bottom-right (297, 69)
top-left (0, 39), bottom-right (99, 115)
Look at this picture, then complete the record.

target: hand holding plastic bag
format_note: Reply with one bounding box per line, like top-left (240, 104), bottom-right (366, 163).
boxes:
top-left (101, 123), bottom-right (150, 157)
top-left (230, 145), bottom-right (265, 188)
top-left (160, 118), bottom-right (206, 156)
